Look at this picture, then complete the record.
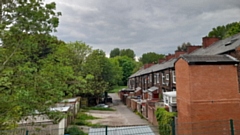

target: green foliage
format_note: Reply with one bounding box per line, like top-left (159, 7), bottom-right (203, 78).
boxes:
top-left (135, 111), bottom-right (144, 119)
top-left (177, 42), bottom-right (191, 52)
top-left (120, 48), bottom-right (136, 60)
top-left (109, 48), bottom-right (136, 60)
top-left (156, 108), bottom-right (176, 135)
top-left (208, 21), bottom-right (240, 39)
top-left (139, 52), bottom-right (165, 64)
top-left (73, 112), bottom-right (99, 126)
top-left (110, 48), bottom-right (120, 58)
top-left (108, 85), bottom-right (126, 93)
top-left (65, 126), bottom-right (87, 135)
top-left (88, 107), bottom-right (115, 111)
top-left (114, 56), bottom-right (137, 85)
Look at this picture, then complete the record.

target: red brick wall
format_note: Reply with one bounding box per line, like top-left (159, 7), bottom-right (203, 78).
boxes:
top-left (148, 105), bottom-right (154, 124)
top-left (202, 37), bottom-right (219, 48)
top-left (176, 58), bottom-right (240, 134)
top-left (187, 46), bottom-right (201, 54)
top-left (131, 99), bottom-right (137, 111)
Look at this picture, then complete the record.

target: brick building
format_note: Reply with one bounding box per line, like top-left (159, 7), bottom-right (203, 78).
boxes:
top-left (175, 54), bottom-right (240, 134)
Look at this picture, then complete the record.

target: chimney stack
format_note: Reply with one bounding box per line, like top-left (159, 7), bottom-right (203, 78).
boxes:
top-left (187, 46), bottom-right (202, 54)
top-left (166, 54), bottom-right (175, 61)
top-left (158, 58), bottom-right (165, 64)
top-left (175, 50), bottom-right (186, 58)
top-left (144, 63), bottom-right (155, 69)
top-left (202, 37), bottom-right (219, 48)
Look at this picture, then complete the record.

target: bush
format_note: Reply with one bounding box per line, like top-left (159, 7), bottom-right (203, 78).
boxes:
top-left (155, 108), bottom-right (176, 135)
top-left (65, 126), bottom-right (86, 135)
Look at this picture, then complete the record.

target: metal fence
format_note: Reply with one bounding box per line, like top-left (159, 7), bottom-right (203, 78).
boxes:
top-left (172, 119), bottom-right (240, 135)
top-left (0, 125), bottom-right (159, 135)
top-left (0, 128), bottom-right (65, 135)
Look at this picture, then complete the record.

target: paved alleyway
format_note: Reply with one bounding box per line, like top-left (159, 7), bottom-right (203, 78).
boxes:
top-left (108, 93), bottom-right (159, 134)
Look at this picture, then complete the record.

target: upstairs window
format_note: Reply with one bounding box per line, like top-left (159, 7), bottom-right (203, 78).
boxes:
top-left (172, 71), bottom-right (176, 84)
top-left (154, 74), bottom-right (156, 84)
top-left (156, 73), bottom-right (159, 83)
top-left (149, 74), bottom-right (152, 83)
top-left (162, 73), bottom-right (165, 84)
top-left (166, 74), bottom-right (169, 80)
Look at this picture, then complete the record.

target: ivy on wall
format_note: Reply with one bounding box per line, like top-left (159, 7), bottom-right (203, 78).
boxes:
top-left (156, 108), bottom-right (176, 135)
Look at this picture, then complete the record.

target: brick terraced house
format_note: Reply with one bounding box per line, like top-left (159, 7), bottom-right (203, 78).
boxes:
top-left (125, 32), bottom-right (240, 127)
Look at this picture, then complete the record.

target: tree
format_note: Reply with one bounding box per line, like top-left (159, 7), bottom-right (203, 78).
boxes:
top-left (114, 56), bottom-right (137, 85)
top-left (82, 50), bottom-right (109, 96)
top-left (139, 52), bottom-right (165, 64)
top-left (177, 42), bottom-right (191, 52)
top-left (208, 22), bottom-right (240, 39)
top-left (224, 22), bottom-right (240, 38)
top-left (120, 49), bottom-right (136, 60)
top-left (0, 0), bottom-right (61, 129)
top-left (110, 48), bottom-right (120, 58)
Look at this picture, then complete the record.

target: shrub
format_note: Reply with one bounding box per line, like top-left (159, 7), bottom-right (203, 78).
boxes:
top-left (65, 126), bottom-right (86, 135)
top-left (155, 108), bottom-right (176, 135)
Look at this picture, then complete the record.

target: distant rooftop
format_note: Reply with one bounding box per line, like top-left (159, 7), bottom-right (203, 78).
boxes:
top-left (180, 54), bottom-right (239, 64)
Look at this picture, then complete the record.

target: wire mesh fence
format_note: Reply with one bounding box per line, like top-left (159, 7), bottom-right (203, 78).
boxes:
top-left (3, 120), bottom-right (240, 135)
top-left (0, 128), bottom-right (65, 135)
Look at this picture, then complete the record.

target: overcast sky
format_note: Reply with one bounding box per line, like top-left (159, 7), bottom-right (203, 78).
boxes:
top-left (46, 0), bottom-right (240, 57)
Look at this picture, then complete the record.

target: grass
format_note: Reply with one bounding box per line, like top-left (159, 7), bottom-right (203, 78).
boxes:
top-left (88, 107), bottom-right (115, 111)
top-left (82, 107), bottom-right (115, 111)
top-left (108, 85), bottom-right (127, 93)
top-left (135, 111), bottom-right (144, 119)
top-left (73, 111), bottom-right (100, 126)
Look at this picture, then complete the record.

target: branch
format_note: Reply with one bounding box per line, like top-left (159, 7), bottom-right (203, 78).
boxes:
top-left (0, 46), bottom-right (17, 71)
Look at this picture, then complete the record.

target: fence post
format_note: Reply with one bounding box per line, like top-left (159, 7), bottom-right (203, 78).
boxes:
top-left (230, 119), bottom-right (234, 135)
top-left (172, 118), bottom-right (175, 135)
top-left (26, 130), bottom-right (28, 135)
top-left (105, 125), bottom-right (108, 135)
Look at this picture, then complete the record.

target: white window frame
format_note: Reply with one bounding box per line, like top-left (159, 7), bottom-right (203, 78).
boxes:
top-left (156, 73), bottom-right (159, 83)
top-left (149, 74), bottom-right (152, 83)
top-left (154, 74), bottom-right (156, 84)
top-left (162, 73), bottom-right (165, 84)
top-left (172, 71), bottom-right (176, 84)
top-left (166, 74), bottom-right (169, 80)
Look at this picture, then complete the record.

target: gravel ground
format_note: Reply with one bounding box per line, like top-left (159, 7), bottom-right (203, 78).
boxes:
top-left (84, 93), bottom-right (159, 134)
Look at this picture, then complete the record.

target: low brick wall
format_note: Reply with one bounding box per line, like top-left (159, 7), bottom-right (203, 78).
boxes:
top-left (130, 99), bottom-right (137, 111)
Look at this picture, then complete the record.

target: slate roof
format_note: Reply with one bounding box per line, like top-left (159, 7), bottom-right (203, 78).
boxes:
top-left (89, 126), bottom-right (155, 135)
top-left (129, 33), bottom-right (240, 78)
top-left (190, 33), bottom-right (240, 55)
top-left (129, 58), bottom-right (177, 78)
top-left (180, 54), bottom-right (239, 64)
top-left (148, 86), bottom-right (158, 92)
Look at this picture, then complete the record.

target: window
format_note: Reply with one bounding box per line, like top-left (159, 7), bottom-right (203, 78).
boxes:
top-left (166, 74), bottom-right (169, 80)
top-left (156, 73), bottom-right (159, 83)
top-left (172, 71), bottom-right (176, 84)
top-left (162, 73), bottom-right (165, 84)
top-left (149, 74), bottom-right (152, 83)
top-left (154, 74), bottom-right (156, 84)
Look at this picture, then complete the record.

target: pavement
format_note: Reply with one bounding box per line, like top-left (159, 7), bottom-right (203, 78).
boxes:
top-left (87, 93), bottom-right (160, 134)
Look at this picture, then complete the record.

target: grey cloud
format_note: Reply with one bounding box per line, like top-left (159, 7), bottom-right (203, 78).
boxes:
top-left (46, 0), bottom-right (240, 56)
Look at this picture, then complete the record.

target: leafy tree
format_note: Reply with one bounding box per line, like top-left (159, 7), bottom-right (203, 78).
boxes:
top-left (114, 56), bottom-right (136, 85)
top-left (224, 22), bottom-right (240, 38)
top-left (110, 48), bottom-right (120, 58)
top-left (177, 42), bottom-right (191, 52)
top-left (0, 0), bottom-right (61, 129)
top-left (82, 49), bottom-right (109, 97)
top-left (208, 22), bottom-right (240, 39)
top-left (139, 52), bottom-right (165, 64)
top-left (108, 58), bottom-right (123, 89)
top-left (120, 49), bottom-right (136, 60)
